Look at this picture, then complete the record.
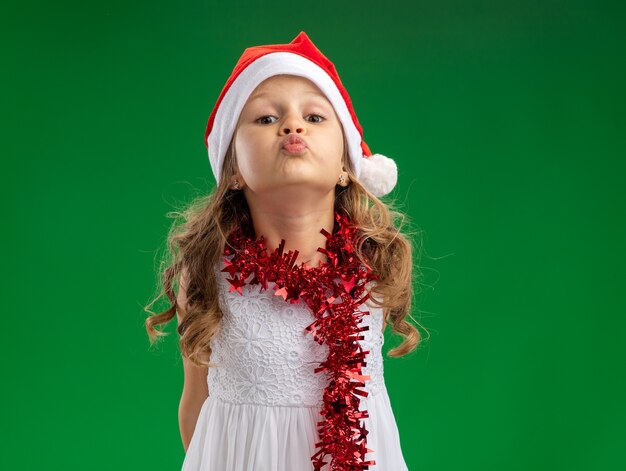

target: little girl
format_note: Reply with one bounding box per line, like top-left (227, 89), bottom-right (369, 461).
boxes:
top-left (146, 31), bottom-right (423, 471)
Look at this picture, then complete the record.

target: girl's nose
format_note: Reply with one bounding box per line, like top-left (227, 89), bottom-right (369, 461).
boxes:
top-left (283, 126), bottom-right (304, 134)
top-left (281, 111), bottom-right (305, 134)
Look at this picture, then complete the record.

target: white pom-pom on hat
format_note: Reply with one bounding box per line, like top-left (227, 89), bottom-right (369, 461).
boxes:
top-left (358, 153), bottom-right (398, 197)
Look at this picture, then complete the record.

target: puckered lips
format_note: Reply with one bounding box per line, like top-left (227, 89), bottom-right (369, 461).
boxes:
top-left (281, 135), bottom-right (308, 155)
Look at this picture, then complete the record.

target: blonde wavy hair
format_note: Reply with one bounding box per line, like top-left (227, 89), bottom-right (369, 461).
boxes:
top-left (145, 130), bottom-right (428, 368)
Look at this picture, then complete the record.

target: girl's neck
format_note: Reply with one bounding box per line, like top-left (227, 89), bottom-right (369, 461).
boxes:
top-left (247, 207), bottom-right (336, 268)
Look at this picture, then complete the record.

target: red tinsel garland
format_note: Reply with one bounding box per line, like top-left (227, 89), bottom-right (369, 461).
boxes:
top-left (221, 209), bottom-right (379, 470)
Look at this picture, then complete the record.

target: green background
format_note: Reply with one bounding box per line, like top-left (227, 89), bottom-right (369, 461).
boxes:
top-left (2, 1), bottom-right (625, 469)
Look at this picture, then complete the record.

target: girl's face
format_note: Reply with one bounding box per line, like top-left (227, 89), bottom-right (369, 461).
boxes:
top-left (234, 75), bottom-right (345, 196)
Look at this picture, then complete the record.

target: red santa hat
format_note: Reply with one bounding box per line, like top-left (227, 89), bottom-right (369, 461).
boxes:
top-left (204, 31), bottom-right (398, 197)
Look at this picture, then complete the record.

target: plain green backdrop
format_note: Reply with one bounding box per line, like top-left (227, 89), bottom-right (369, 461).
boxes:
top-left (2, 0), bottom-right (625, 470)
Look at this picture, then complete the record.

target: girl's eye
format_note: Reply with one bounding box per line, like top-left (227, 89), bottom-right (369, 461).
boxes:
top-left (256, 115), bottom-right (278, 125)
top-left (306, 114), bottom-right (326, 123)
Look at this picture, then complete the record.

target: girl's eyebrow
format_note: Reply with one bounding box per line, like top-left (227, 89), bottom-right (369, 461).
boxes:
top-left (248, 90), bottom-right (328, 103)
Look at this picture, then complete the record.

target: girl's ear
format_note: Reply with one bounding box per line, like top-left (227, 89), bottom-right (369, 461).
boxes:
top-left (338, 172), bottom-right (350, 187)
top-left (231, 175), bottom-right (245, 190)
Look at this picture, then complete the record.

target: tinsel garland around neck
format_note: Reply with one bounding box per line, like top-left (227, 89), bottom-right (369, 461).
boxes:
top-left (221, 209), bottom-right (379, 470)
